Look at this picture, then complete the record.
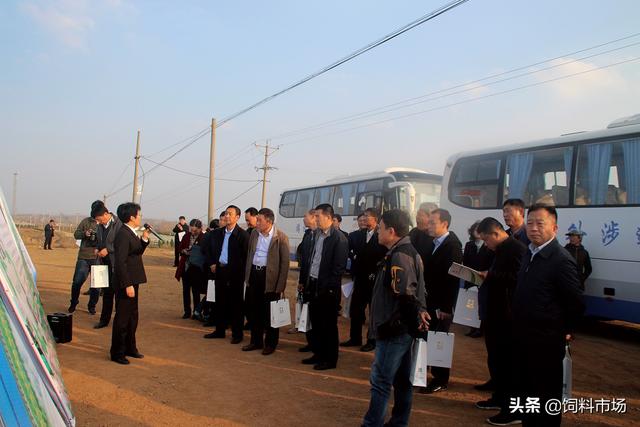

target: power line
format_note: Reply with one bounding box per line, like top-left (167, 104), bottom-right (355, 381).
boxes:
top-left (281, 55), bottom-right (640, 147)
top-left (140, 157), bottom-right (259, 182)
top-left (266, 33), bottom-right (640, 141)
top-left (197, 181), bottom-right (262, 220)
top-left (215, 0), bottom-right (470, 128)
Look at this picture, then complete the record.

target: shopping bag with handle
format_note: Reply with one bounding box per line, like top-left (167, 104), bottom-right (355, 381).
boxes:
top-left (270, 298), bottom-right (292, 328)
top-left (410, 338), bottom-right (428, 387)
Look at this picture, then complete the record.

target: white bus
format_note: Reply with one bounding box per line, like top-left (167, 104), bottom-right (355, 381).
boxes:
top-left (440, 114), bottom-right (640, 324)
top-left (278, 168), bottom-right (442, 258)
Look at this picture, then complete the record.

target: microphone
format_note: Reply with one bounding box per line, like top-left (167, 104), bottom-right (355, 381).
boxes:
top-left (143, 223), bottom-right (164, 241)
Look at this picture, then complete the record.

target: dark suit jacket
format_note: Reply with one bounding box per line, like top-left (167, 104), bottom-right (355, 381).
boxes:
top-left (512, 239), bottom-right (584, 341)
top-left (44, 223), bottom-right (54, 238)
top-left (348, 228), bottom-right (366, 275)
top-left (482, 236), bottom-right (526, 322)
top-left (297, 228), bottom-right (315, 285)
top-left (409, 227), bottom-right (434, 270)
top-left (207, 225), bottom-right (249, 284)
top-left (423, 231), bottom-right (463, 313)
top-left (114, 225), bottom-right (149, 289)
top-left (306, 227), bottom-right (349, 294)
top-left (351, 229), bottom-right (386, 284)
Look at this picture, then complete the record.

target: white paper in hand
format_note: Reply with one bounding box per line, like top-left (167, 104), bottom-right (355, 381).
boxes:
top-left (206, 280), bottom-right (216, 302)
top-left (177, 231), bottom-right (186, 242)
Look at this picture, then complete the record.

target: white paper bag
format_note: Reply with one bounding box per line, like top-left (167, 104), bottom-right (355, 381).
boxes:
top-left (453, 288), bottom-right (481, 328)
top-left (341, 281), bottom-right (354, 319)
top-left (270, 299), bottom-right (292, 328)
top-left (295, 298), bottom-right (303, 328)
top-left (90, 265), bottom-right (109, 288)
top-left (562, 344), bottom-right (572, 400)
top-left (298, 303), bottom-right (312, 332)
top-left (426, 331), bottom-right (455, 368)
top-left (410, 338), bottom-right (428, 387)
top-left (206, 280), bottom-right (216, 302)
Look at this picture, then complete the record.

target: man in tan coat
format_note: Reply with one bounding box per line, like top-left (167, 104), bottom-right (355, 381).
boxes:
top-left (242, 208), bottom-right (290, 355)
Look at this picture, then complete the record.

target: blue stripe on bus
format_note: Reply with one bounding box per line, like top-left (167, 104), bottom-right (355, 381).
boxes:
top-left (583, 295), bottom-right (640, 324)
top-left (0, 340), bottom-right (32, 427)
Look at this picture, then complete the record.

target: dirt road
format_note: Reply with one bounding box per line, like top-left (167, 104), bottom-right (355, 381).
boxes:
top-left (29, 232), bottom-right (638, 426)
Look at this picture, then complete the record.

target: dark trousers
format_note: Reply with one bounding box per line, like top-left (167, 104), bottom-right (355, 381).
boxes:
top-left (428, 309), bottom-right (452, 386)
top-left (514, 335), bottom-right (564, 427)
top-left (44, 236), bottom-right (53, 249)
top-left (182, 266), bottom-right (205, 315)
top-left (310, 285), bottom-right (340, 366)
top-left (349, 276), bottom-right (374, 344)
top-left (110, 284), bottom-right (139, 359)
top-left (214, 266), bottom-right (244, 339)
top-left (70, 258), bottom-right (100, 309)
top-left (246, 267), bottom-right (280, 348)
top-left (485, 316), bottom-right (512, 407)
top-left (174, 242), bottom-right (180, 266)
top-left (98, 260), bottom-right (115, 325)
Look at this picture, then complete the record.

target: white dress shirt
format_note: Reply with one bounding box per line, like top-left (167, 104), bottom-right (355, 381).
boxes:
top-left (252, 226), bottom-right (274, 267)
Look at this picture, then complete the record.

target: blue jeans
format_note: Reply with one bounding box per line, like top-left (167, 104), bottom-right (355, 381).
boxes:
top-left (363, 333), bottom-right (414, 427)
top-left (70, 258), bottom-right (100, 309)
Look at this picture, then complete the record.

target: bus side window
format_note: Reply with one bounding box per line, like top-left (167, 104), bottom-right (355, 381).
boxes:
top-left (313, 186), bottom-right (334, 207)
top-left (449, 157), bottom-right (501, 208)
top-left (279, 191), bottom-right (297, 218)
top-left (575, 138), bottom-right (639, 206)
top-left (294, 189), bottom-right (314, 217)
top-left (333, 183), bottom-right (357, 215)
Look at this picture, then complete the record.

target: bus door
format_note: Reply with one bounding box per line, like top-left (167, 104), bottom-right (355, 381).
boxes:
top-left (388, 181), bottom-right (417, 224)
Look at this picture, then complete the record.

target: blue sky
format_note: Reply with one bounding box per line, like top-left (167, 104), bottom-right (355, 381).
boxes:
top-left (1, 0), bottom-right (639, 220)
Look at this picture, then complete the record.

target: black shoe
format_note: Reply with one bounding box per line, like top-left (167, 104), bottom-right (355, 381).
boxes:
top-left (111, 357), bottom-right (130, 365)
top-left (88, 307), bottom-right (96, 315)
top-left (242, 343), bottom-right (263, 351)
top-left (476, 399), bottom-right (501, 410)
top-left (474, 380), bottom-right (495, 391)
top-left (486, 412), bottom-right (522, 426)
top-left (262, 347), bottom-right (275, 356)
top-left (469, 330), bottom-right (483, 338)
top-left (93, 322), bottom-right (109, 329)
top-left (340, 339), bottom-right (362, 347)
top-left (126, 352), bottom-right (144, 359)
top-left (230, 337), bottom-right (243, 344)
top-left (243, 322), bottom-right (251, 330)
top-left (68, 304), bottom-right (77, 313)
top-left (313, 362), bottom-right (336, 371)
top-left (302, 356), bottom-right (321, 365)
top-left (360, 342), bottom-right (376, 352)
top-left (420, 383), bottom-right (447, 394)
top-left (204, 331), bottom-right (225, 339)
top-left (298, 345), bottom-right (312, 353)
top-left (182, 313), bottom-right (191, 319)
top-left (203, 321), bottom-right (215, 327)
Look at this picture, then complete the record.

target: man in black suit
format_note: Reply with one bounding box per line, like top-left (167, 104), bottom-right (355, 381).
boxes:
top-left (301, 204), bottom-right (348, 371)
top-left (296, 209), bottom-right (317, 349)
top-left (510, 204), bottom-right (583, 427)
top-left (111, 202), bottom-right (149, 365)
top-left (173, 216), bottom-right (187, 267)
top-left (44, 219), bottom-right (55, 249)
top-left (474, 217), bottom-right (527, 424)
top-left (409, 202), bottom-right (437, 268)
top-left (421, 208), bottom-right (462, 394)
top-left (204, 205), bottom-right (249, 344)
top-left (341, 208), bottom-right (386, 352)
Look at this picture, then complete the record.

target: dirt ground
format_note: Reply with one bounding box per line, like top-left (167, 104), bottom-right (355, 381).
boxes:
top-left (27, 229), bottom-right (639, 426)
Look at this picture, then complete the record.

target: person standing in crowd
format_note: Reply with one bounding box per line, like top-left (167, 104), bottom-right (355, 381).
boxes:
top-left (348, 213), bottom-right (367, 273)
top-left (204, 205), bottom-right (249, 343)
top-left (173, 216), bottom-right (188, 267)
top-left (68, 202), bottom-right (101, 315)
top-left (44, 219), bottom-right (55, 250)
top-left (473, 217), bottom-right (526, 425)
top-left (421, 208), bottom-right (462, 394)
top-left (409, 202), bottom-right (438, 269)
top-left (511, 204), bottom-right (584, 427)
top-left (244, 207), bottom-right (258, 234)
top-left (175, 219), bottom-right (207, 319)
top-left (200, 218), bottom-right (221, 326)
top-left (362, 209), bottom-right (429, 427)
top-left (92, 203), bottom-right (123, 329)
top-left (341, 208), bottom-right (386, 352)
top-left (502, 199), bottom-right (530, 246)
top-left (242, 208), bottom-right (290, 355)
top-left (564, 230), bottom-right (592, 291)
top-left (296, 209), bottom-right (317, 342)
top-left (462, 221), bottom-right (494, 338)
top-left (301, 204), bottom-right (348, 370)
top-left (332, 214), bottom-right (349, 239)
top-left (111, 202), bottom-right (150, 365)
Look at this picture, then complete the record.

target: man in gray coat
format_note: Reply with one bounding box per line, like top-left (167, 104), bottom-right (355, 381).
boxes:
top-left (242, 208), bottom-right (290, 355)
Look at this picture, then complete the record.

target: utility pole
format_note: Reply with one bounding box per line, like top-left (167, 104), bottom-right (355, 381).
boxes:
top-left (255, 140), bottom-right (279, 209)
top-left (207, 118), bottom-right (217, 223)
top-left (132, 130), bottom-right (142, 203)
top-left (11, 172), bottom-right (17, 215)
top-left (103, 194), bottom-right (107, 204)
